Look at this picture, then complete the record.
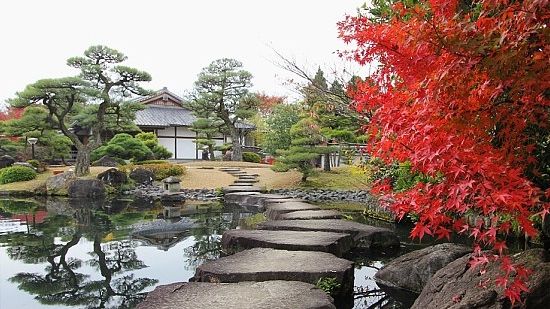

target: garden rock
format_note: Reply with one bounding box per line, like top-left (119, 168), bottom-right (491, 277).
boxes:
top-left (191, 248), bottom-right (354, 298)
top-left (97, 168), bottom-right (127, 187)
top-left (412, 249), bottom-right (550, 309)
top-left (13, 162), bottom-right (36, 170)
top-left (0, 155), bottom-right (15, 168)
top-left (68, 179), bottom-right (106, 198)
top-left (92, 155), bottom-right (119, 167)
top-left (129, 168), bottom-right (154, 185)
top-left (136, 281), bottom-right (336, 309)
top-left (46, 171), bottom-right (76, 196)
top-left (374, 243), bottom-right (471, 305)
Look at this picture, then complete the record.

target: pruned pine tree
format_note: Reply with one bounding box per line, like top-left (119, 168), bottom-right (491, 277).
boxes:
top-left (190, 58), bottom-right (259, 161)
top-left (9, 46), bottom-right (151, 175)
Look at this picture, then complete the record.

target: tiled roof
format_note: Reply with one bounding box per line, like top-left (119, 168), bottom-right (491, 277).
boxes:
top-left (135, 105), bottom-right (255, 129)
top-left (135, 106), bottom-right (195, 127)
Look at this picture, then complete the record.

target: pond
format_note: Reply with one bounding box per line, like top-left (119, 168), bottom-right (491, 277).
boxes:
top-left (0, 197), bottom-right (420, 309)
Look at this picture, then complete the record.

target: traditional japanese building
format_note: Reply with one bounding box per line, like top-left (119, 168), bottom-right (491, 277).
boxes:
top-left (134, 88), bottom-right (254, 160)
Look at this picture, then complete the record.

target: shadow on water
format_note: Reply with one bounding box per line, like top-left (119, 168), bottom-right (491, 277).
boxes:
top-left (0, 197), bottom-right (253, 309)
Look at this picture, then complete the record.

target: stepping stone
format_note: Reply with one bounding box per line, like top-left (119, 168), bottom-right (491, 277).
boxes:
top-left (191, 248), bottom-right (354, 298)
top-left (222, 229), bottom-right (353, 257)
top-left (277, 210), bottom-right (342, 220)
top-left (222, 186), bottom-right (261, 194)
top-left (238, 175), bottom-right (257, 179)
top-left (220, 168), bottom-right (240, 172)
top-left (258, 219), bottom-right (400, 250)
top-left (224, 192), bottom-right (261, 204)
top-left (234, 179), bottom-right (259, 184)
top-left (265, 201), bottom-right (321, 220)
top-left (229, 183), bottom-right (254, 187)
top-left (136, 281), bottom-right (336, 309)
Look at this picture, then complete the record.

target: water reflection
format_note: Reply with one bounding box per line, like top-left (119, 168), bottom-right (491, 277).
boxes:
top-left (0, 197), bottom-right (249, 309)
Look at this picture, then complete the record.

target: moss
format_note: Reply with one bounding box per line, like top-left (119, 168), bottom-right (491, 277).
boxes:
top-left (240, 213), bottom-right (267, 229)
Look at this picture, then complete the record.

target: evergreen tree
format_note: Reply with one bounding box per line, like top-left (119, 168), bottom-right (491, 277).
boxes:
top-left (188, 58), bottom-right (259, 161)
top-left (278, 118), bottom-right (327, 182)
top-left (9, 45), bottom-right (151, 175)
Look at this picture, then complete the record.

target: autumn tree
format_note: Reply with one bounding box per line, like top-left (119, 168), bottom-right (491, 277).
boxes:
top-left (339, 0), bottom-right (549, 303)
top-left (9, 46), bottom-right (151, 176)
top-left (188, 58), bottom-right (259, 161)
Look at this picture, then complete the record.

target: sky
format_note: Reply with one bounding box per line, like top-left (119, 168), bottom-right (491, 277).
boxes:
top-left (0, 0), bottom-right (367, 107)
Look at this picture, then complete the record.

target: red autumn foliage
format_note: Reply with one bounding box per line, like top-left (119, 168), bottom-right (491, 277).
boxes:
top-left (0, 107), bottom-right (24, 141)
top-left (255, 92), bottom-right (286, 115)
top-left (0, 107), bottom-right (24, 122)
top-left (339, 0), bottom-right (549, 304)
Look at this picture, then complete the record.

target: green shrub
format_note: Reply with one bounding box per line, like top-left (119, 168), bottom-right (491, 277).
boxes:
top-left (136, 132), bottom-right (172, 159)
top-left (315, 277), bottom-right (341, 296)
top-left (0, 166), bottom-right (37, 184)
top-left (121, 163), bottom-right (186, 180)
top-left (26, 159), bottom-right (40, 169)
top-left (242, 152), bottom-right (261, 163)
top-left (91, 133), bottom-right (153, 162)
top-left (271, 161), bottom-right (290, 172)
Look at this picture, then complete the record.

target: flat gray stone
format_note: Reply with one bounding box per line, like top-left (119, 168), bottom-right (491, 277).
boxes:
top-left (192, 248), bottom-right (354, 297)
top-left (278, 210), bottom-right (342, 220)
top-left (229, 183), bottom-right (254, 187)
top-left (222, 229), bottom-right (353, 257)
top-left (258, 219), bottom-right (400, 250)
top-left (234, 179), bottom-right (259, 184)
top-left (224, 193), bottom-right (299, 211)
top-left (265, 202), bottom-right (321, 220)
top-left (220, 168), bottom-right (241, 172)
top-left (136, 281), bottom-right (336, 309)
top-left (223, 186), bottom-right (261, 193)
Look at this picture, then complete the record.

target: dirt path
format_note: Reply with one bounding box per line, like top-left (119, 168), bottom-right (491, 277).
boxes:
top-left (180, 162), bottom-right (301, 190)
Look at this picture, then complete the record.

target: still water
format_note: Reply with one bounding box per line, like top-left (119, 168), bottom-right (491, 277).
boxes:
top-left (0, 197), bottom-right (411, 309)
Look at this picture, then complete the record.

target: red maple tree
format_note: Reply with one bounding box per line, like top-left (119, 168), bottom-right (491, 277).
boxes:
top-left (339, 0), bottom-right (549, 304)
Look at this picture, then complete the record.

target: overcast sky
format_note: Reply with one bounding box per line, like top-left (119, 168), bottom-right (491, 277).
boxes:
top-left (0, 0), bottom-right (367, 107)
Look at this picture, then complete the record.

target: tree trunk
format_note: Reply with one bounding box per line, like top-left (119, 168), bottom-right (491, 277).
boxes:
top-left (324, 153), bottom-right (331, 171)
top-left (74, 147), bottom-right (91, 176)
top-left (208, 145), bottom-right (215, 161)
top-left (230, 129), bottom-right (243, 161)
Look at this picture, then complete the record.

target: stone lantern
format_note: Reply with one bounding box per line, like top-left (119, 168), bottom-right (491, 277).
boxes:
top-left (163, 176), bottom-right (181, 192)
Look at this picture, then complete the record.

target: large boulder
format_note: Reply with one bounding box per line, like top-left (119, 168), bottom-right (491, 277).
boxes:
top-left (374, 243), bottom-right (471, 305)
top-left (0, 155), bottom-right (15, 168)
top-left (46, 171), bottom-right (76, 196)
top-left (412, 249), bottom-right (550, 309)
top-left (68, 179), bottom-right (106, 198)
top-left (97, 168), bottom-right (127, 187)
top-left (92, 155), bottom-right (119, 167)
top-left (129, 168), bottom-right (154, 185)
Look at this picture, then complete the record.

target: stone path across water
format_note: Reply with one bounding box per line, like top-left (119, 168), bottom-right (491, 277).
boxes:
top-left (139, 167), bottom-right (400, 308)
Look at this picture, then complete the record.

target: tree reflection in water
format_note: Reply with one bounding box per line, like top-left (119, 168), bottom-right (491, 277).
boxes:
top-left (3, 199), bottom-right (157, 309)
top-left (183, 203), bottom-right (252, 270)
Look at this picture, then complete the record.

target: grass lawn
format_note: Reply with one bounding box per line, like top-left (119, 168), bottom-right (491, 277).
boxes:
top-left (300, 166), bottom-right (371, 190)
top-left (0, 166), bottom-right (110, 193)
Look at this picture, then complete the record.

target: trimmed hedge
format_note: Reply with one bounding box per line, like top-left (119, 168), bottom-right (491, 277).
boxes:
top-left (0, 166), bottom-right (37, 184)
top-left (121, 163), bottom-right (186, 181)
top-left (242, 152), bottom-right (261, 163)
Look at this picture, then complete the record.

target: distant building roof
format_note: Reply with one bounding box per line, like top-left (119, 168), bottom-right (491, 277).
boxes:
top-left (134, 87), bottom-right (255, 130)
top-left (135, 105), bottom-right (195, 127)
